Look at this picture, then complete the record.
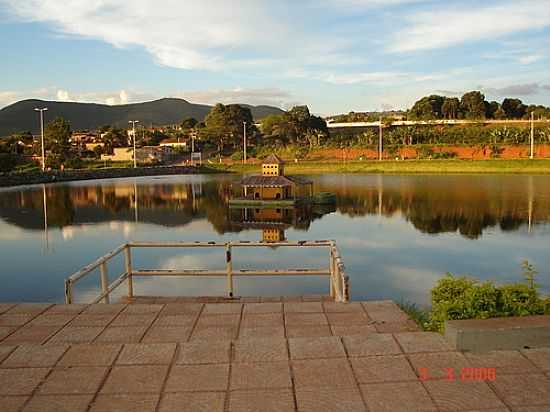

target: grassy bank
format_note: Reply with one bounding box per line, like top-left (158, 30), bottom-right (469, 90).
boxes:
top-left (210, 159), bottom-right (550, 174)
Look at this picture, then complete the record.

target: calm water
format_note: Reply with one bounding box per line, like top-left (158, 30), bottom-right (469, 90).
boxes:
top-left (1, 174), bottom-right (549, 306)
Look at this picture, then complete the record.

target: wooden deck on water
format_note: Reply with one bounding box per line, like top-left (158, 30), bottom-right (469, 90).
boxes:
top-left (2, 299), bottom-right (550, 410)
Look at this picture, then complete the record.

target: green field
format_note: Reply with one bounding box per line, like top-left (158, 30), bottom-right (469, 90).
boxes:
top-left (209, 159), bottom-right (550, 175)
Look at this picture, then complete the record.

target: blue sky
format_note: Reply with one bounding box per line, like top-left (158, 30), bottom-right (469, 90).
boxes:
top-left (1, 0), bottom-right (550, 115)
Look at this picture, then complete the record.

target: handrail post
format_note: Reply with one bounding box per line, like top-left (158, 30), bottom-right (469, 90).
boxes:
top-left (344, 275), bottom-right (350, 303)
top-left (99, 262), bottom-right (110, 304)
top-left (124, 245), bottom-right (133, 299)
top-left (329, 247), bottom-right (335, 299)
top-left (226, 243), bottom-right (233, 297)
top-left (65, 279), bottom-right (73, 304)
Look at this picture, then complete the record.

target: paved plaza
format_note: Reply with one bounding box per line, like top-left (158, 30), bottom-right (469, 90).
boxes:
top-left (1, 299), bottom-right (550, 411)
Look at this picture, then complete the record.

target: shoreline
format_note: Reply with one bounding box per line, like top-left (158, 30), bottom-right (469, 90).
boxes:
top-left (2, 159), bottom-right (550, 188)
top-left (212, 158), bottom-right (550, 175)
top-left (0, 165), bottom-right (219, 188)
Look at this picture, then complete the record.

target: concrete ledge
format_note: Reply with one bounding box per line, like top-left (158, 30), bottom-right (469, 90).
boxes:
top-left (0, 165), bottom-right (214, 188)
top-left (445, 315), bottom-right (550, 352)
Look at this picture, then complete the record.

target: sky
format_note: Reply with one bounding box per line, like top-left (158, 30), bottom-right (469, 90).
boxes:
top-left (1, 0), bottom-right (550, 115)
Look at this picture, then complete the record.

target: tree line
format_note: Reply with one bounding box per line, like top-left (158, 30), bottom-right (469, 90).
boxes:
top-left (409, 91), bottom-right (550, 120)
top-left (329, 91), bottom-right (550, 123)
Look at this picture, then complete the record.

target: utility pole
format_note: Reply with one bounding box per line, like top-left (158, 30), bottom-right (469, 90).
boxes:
top-left (378, 116), bottom-right (383, 161)
top-left (129, 120), bottom-right (139, 168)
top-left (34, 107), bottom-right (48, 171)
top-left (243, 121), bottom-right (247, 164)
top-left (530, 111), bottom-right (535, 160)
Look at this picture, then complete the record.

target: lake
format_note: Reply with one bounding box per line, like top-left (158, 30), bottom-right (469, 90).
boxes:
top-left (1, 174), bottom-right (549, 306)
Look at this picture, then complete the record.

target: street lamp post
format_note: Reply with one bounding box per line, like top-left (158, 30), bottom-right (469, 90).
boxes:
top-left (129, 120), bottom-right (139, 168)
top-left (34, 107), bottom-right (48, 171)
top-left (378, 116), bottom-right (383, 161)
top-left (243, 121), bottom-right (247, 164)
top-left (530, 111), bottom-right (535, 160)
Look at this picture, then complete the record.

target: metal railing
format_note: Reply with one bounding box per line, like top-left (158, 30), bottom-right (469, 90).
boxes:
top-left (64, 240), bottom-right (350, 304)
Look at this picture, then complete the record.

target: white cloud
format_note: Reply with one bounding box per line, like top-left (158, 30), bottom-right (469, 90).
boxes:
top-left (519, 54), bottom-right (544, 64)
top-left (0, 91), bottom-right (19, 108)
top-left (326, 0), bottom-right (426, 7)
top-left (119, 90), bottom-right (129, 105)
top-left (1, 0), bottom-right (287, 70)
top-left (1, 87), bottom-right (296, 109)
top-left (174, 88), bottom-right (292, 107)
top-left (56, 89), bottom-right (70, 101)
top-left (320, 72), bottom-right (408, 85)
top-left (287, 69), bottom-right (409, 85)
top-left (390, 1), bottom-right (550, 53)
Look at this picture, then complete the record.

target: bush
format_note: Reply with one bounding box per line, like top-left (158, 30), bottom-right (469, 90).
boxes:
top-left (0, 153), bottom-right (18, 172)
top-left (64, 158), bottom-right (85, 169)
top-left (426, 261), bottom-right (548, 332)
top-left (416, 146), bottom-right (434, 159)
top-left (498, 284), bottom-right (543, 316)
top-left (432, 151), bottom-right (457, 159)
top-left (490, 144), bottom-right (503, 158)
top-left (230, 151), bottom-right (243, 161)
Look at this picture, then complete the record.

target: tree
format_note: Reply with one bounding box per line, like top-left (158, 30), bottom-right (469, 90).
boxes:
top-left (493, 107), bottom-right (506, 120)
top-left (409, 95), bottom-right (445, 120)
top-left (441, 98), bottom-right (460, 119)
top-left (502, 98), bottom-right (527, 119)
top-left (45, 117), bottom-right (72, 163)
top-left (260, 106), bottom-right (327, 145)
top-left (486, 101), bottom-right (500, 119)
top-left (460, 91), bottom-right (487, 119)
top-left (527, 105), bottom-right (550, 120)
top-left (99, 127), bottom-right (127, 154)
top-left (260, 114), bottom-right (285, 141)
top-left (201, 104), bottom-right (254, 153)
top-left (181, 117), bottom-right (198, 129)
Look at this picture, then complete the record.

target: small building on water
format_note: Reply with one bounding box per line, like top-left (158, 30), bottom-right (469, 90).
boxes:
top-left (236, 155), bottom-right (313, 204)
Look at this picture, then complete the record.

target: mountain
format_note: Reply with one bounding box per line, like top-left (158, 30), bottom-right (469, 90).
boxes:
top-left (0, 98), bottom-right (285, 136)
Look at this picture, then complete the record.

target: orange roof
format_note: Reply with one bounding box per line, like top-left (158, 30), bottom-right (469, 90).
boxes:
top-left (262, 154), bottom-right (284, 165)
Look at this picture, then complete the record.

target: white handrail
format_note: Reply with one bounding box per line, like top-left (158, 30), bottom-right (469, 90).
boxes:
top-left (64, 240), bottom-right (349, 304)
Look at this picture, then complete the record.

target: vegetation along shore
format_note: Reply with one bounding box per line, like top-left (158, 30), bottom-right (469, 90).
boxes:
top-left (2, 90), bottom-right (550, 177)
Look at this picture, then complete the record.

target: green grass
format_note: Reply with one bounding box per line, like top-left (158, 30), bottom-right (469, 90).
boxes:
top-left (398, 301), bottom-right (431, 331)
top-left (210, 159), bottom-right (550, 175)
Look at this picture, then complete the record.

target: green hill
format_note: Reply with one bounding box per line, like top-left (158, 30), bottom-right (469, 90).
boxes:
top-left (0, 98), bottom-right (285, 136)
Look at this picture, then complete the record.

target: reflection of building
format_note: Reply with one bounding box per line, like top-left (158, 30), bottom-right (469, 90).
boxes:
top-left (262, 228), bottom-right (285, 242)
top-left (238, 155), bottom-right (313, 203)
top-left (229, 204), bottom-right (335, 242)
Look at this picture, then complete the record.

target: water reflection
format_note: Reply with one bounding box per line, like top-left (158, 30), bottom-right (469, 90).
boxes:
top-left (0, 174), bottom-right (549, 304)
top-left (1, 175), bottom-right (548, 239)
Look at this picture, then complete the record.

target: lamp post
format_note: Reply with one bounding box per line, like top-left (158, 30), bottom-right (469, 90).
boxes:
top-left (34, 107), bottom-right (48, 171)
top-left (243, 121), bottom-right (247, 164)
top-left (128, 120), bottom-right (139, 168)
top-left (378, 116), bottom-right (383, 161)
top-left (530, 111), bottom-right (535, 160)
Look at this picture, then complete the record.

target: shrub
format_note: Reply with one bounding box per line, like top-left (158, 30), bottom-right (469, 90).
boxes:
top-left (432, 151), bottom-right (457, 159)
top-left (490, 144), bottom-right (503, 158)
top-left (230, 151), bottom-right (243, 161)
top-left (64, 158), bottom-right (85, 169)
top-left (416, 146), bottom-right (434, 159)
top-left (398, 301), bottom-right (430, 330)
top-left (498, 284), bottom-right (543, 317)
top-left (0, 153), bottom-right (18, 172)
top-left (544, 297), bottom-right (550, 315)
top-left (426, 261), bottom-right (548, 332)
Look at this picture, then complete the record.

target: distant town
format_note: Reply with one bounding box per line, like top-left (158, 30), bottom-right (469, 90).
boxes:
top-left (1, 91), bottom-right (550, 174)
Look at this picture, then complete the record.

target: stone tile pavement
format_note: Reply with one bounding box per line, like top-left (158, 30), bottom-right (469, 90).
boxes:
top-left (0, 299), bottom-right (549, 411)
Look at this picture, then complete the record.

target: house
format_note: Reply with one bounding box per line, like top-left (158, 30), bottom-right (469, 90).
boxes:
top-left (239, 155), bottom-right (313, 201)
top-left (101, 147), bottom-right (133, 162)
top-left (159, 138), bottom-right (188, 149)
